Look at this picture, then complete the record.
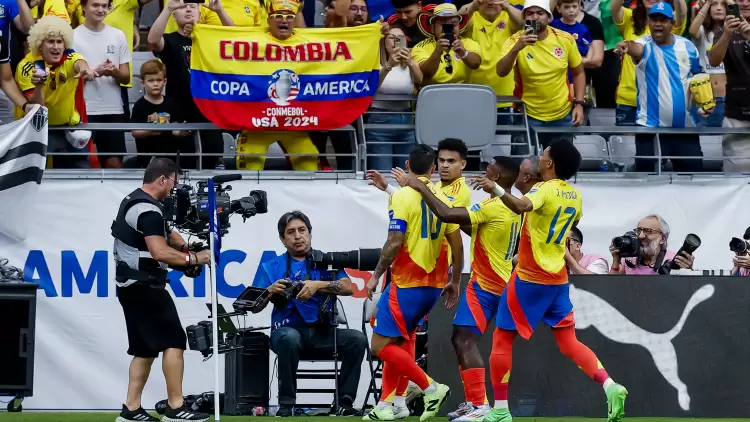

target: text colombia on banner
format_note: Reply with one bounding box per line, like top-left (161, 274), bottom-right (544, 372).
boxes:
top-left (190, 23), bottom-right (382, 131)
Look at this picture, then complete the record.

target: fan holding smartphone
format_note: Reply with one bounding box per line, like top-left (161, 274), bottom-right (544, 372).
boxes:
top-left (412, 3), bottom-right (481, 85)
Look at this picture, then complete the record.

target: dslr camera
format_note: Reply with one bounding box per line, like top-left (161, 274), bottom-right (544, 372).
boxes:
top-left (612, 230), bottom-right (640, 258)
top-left (729, 227), bottom-right (750, 255)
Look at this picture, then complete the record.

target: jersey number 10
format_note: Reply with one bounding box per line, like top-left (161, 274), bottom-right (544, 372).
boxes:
top-left (420, 200), bottom-right (443, 240)
top-left (546, 206), bottom-right (577, 245)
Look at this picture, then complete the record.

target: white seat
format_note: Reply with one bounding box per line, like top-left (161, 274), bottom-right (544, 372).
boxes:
top-left (700, 135), bottom-right (723, 171)
top-left (128, 76), bottom-right (143, 104)
top-left (481, 135), bottom-right (512, 163)
top-left (222, 132), bottom-right (236, 160)
top-left (416, 84), bottom-right (497, 150)
top-left (588, 108), bottom-right (615, 127)
top-left (574, 135), bottom-right (608, 171)
top-left (609, 135), bottom-right (636, 170)
top-left (131, 51), bottom-right (156, 76)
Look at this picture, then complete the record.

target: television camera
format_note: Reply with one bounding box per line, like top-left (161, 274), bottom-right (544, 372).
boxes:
top-left (163, 174), bottom-right (268, 240)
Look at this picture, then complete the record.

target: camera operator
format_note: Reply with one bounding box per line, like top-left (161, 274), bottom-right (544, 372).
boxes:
top-left (730, 231), bottom-right (750, 276)
top-left (111, 158), bottom-right (210, 422)
top-left (565, 227), bottom-right (609, 274)
top-left (251, 211), bottom-right (367, 417)
top-left (609, 214), bottom-right (694, 275)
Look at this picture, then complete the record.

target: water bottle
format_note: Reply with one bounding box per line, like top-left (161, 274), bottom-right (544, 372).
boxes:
top-left (599, 159), bottom-right (609, 172)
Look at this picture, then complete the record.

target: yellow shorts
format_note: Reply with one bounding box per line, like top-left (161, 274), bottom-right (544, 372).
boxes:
top-left (236, 131), bottom-right (319, 171)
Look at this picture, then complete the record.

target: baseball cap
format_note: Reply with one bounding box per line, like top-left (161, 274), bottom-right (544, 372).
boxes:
top-left (268, 0), bottom-right (299, 15)
top-left (649, 2), bottom-right (674, 19)
top-left (522, 0), bottom-right (552, 15)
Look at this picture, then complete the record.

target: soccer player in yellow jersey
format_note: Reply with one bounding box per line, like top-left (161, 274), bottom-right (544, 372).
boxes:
top-left (397, 157), bottom-right (520, 422)
top-left (483, 139), bottom-right (628, 422)
top-left (365, 144), bottom-right (463, 422)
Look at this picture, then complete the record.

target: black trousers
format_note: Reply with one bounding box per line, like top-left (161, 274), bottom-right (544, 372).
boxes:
top-left (269, 325), bottom-right (367, 406)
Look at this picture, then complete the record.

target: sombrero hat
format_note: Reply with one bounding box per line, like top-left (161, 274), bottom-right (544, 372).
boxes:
top-left (416, 3), bottom-right (470, 38)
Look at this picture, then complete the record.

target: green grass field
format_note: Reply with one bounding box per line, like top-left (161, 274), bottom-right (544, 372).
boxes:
top-left (0, 415), bottom-right (748, 422)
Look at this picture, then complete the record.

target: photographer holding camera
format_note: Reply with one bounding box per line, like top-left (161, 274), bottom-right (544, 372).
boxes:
top-left (251, 211), bottom-right (367, 417)
top-left (111, 158), bottom-right (210, 422)
top-left (609, 214), bottom-right (695, 275)
top-left (730, 229), bottom-right (750, 276)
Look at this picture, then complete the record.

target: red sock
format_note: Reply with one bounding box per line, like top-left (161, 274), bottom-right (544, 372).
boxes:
top-left (461, 368), bottom-right (486, 405)
top-left (379, 362), bottom-right (400, 402)
top-left (378, 344), bottom-right (431, 390)
top-left (490, 329), bottom-right (516, 402)
top-left (395, 333), bottom-right (417, 397)
top-left (552, 326), bottom-right (610, 384)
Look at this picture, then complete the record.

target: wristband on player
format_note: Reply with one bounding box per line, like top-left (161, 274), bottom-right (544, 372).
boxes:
top-left (492, 182), bottom-right (505, 198)
top-left (385, 184), bottom-right (397, 195)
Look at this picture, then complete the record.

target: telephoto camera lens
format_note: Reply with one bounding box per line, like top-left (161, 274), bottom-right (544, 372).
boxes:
top-left (729, 237), bottom-right (749, 254)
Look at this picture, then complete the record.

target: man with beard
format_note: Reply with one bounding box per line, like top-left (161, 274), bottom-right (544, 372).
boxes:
top-left (614, 2), bottom-right (704, 172)
top-left (609, 214), bottom-right (695, 274)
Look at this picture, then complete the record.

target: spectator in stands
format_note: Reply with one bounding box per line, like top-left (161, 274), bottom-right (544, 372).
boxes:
top-left (324, 0), bottom-right (370, 26)
top-left (497, 0), bottom-right (586, 149)
top-left (73, 0), bottom-right (132, 169)
top-left (462, 0), bottom-right (524, 152)
top-left (708, 4), bottom-right (750, 172)
top-left (609, 214), bottom-right (695, 274)
top-left (689, 0), bottom-right (725, 127)
top-left (412, 3), bottom-right (481, 85)
top-left (236, 0), bottom-right (320, 172)
top-left (0, 0), bottom-right (35, 123)
top-left (148, 0), bottom-right (231, 170)
top-left (163, 0), bottom-right (280, 34)
top-left (611, 0), bottom-right (686, 126)
top-left (588, 0), bottom-right (622, 109)
top-left (731, 251), bottom-right (750, 276)
top-left (615, 2), bottom-right (704, 172)
top-left (131, 60), bottom-right (195, 169)
top-left (386, 0), bottom-right (436, 47)
top-left (565, 226), bottom-right (610, 274)
top-left (366, 26), bottom-right (422, 171)
top-left (15, 16), bottom-right (98, 168)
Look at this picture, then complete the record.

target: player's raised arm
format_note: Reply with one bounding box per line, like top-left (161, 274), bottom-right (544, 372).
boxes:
top-left (402, 175), bottom-right (472, 225)
top-left (442, 229), bottom-right (464, 309)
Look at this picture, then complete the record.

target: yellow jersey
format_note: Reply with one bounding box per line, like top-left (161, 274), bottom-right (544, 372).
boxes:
top-left (31, 0), bottom-right (70, 22)
top-left (615, 7), bottom-right (686, 107)
top-left (501, 27), bottom-right (582, 122)
top-left (65, 0), bottom-right (83, 27)
top-left (388, 177), bottom-right (459, 289)
top-left (439, 177), bottom-right (471, 208)
top-left (412, 37), bottom-right (482, 85)
top-left (516, 180), bottom-right (582, 285)
top-left (15, 51), bottom-right (84, 126)
top-left (468, 10), bottom-right (517, 108)
top-left (467, 197), bottom-right (521, 295)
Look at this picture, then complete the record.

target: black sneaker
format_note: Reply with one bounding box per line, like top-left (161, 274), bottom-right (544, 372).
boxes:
top-left (115, 404), bottom-right (160, 422)
top-left (330, 397), bottom-right (359, 416)
top-left (162, 402), bottom-right (209, 422)
top-left (276, 405), bottom-right (294, 417)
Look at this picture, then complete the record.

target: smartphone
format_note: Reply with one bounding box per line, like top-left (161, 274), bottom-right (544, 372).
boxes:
top-left (395, 34), bottom-right (407, 49)
top-left (442, 23), bottom-right (455, 43)
top-left (34, 59), bottom-right (47, 75)
top-left (728, 3), bottom-right (740, 18)
top-left (524, 19), bottom-right (538, 35)
top-left (183, 0), bottom-right (206, 3)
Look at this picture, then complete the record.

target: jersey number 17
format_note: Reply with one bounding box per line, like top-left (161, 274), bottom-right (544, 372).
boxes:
top-left (546, 206), bottom-right (577, 245)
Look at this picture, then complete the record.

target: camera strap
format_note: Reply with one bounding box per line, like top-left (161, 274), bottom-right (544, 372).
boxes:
top-left (283, 250), bottom-right (312, 281)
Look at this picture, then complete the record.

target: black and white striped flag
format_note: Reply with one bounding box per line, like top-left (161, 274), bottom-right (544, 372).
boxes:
top-left (0, 105), bottom-right (48, 241)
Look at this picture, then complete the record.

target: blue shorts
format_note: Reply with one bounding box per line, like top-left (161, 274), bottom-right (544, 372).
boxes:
top-left (373, 283), bottom-right (441, 339)
top-left (496, 275), bottom-right (574, 340)
top-left (453, 280), bottom-right (502, 335)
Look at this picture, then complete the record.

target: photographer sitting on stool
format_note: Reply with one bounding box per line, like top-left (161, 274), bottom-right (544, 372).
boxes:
top-left (252, 211), bottom-right (367, 417)
top-left (111, 158), bottom-right (210, 422)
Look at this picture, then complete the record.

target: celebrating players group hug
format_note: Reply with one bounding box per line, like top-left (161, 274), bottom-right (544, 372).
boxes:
top-left (363, 138), bottom-right (629, 422)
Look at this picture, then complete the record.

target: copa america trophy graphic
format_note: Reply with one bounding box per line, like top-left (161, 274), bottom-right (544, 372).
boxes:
top-left (268, 69), bottom-right (300, 106)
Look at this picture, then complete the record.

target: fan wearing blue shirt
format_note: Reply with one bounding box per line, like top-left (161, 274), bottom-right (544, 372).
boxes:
top-left (0, 0), bottom-right (38, 121)
top-left (551, 0), bottom-right (592, 83)
top-left (614, 1), bottom-right (704, 173)
top-left (251, 211), bottom-right (367, 418)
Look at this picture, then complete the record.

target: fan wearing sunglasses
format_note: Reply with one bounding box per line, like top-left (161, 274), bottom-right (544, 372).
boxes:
top-left (15, 15), bottom-right (98, 168)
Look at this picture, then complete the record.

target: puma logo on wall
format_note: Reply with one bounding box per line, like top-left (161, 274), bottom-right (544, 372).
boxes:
top-left (570, 284), bottom-right (715, 411)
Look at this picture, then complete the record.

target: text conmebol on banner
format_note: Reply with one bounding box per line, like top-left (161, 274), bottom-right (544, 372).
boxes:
top-left (190, 24), bottom-right (382, 131)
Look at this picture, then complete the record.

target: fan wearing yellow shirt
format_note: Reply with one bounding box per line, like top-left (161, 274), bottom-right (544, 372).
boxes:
top-left (29, 0), bottom-right (71, 22)
top-left (497, 0), bottom-right (586, 149)
top-left (610, 0), bottom-right (686, 125)
top-left (15, 15), bottom-right (98, 168)
top-left (365, 144), bottom-right (462, 422)
top-left (484, 139), bottom-right (629, 422)
top-left (398, 156), bottom-right (521, 422)
top-left (412, 3), bottom-right (481, 85)
top-left (163, 0), bottom-right (304, 33)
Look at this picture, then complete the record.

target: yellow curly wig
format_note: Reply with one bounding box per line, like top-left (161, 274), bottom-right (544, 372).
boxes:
top-left (27, 16), bottom-right (74, 58)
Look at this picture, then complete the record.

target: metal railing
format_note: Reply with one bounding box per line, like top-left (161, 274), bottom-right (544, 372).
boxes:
top-left (41, 96), bottom-right (750, 176)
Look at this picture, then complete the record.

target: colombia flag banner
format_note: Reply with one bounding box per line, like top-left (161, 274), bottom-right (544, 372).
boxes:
top-left (190, 23), bottom-right (382, 131)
